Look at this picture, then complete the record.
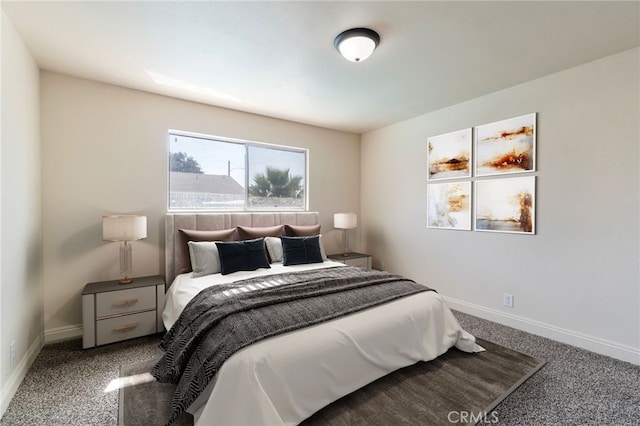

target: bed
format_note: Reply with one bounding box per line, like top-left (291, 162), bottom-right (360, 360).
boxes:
top-left (154, 212), bottom-right (483, 426)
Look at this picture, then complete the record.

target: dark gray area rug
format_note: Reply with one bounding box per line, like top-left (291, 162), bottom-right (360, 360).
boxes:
top-left (119, 338), bottom-right (544, 426)
top-left (119, 358), bottom-right (193, 426)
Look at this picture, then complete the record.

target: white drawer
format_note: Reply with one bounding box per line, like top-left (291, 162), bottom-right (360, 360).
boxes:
top-left (96, 286), bottom-right (155, 318)
top-left (96, 310), bottom-right (157, 346)
top-left (346, 257), bottom-right (370, 268)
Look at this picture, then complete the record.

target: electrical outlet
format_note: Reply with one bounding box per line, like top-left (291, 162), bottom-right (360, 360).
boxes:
top-left (503, 293), bottom-right (514, 308)
top-left (10, 341), bottom-right (16, 367)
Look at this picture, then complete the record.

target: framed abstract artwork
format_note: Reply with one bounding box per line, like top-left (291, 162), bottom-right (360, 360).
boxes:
top-left (427, 128), bottom-right (472, 181)
top-left (475, 113), bottom-right (536, 177)
top-left (427, 181), bottom-right (472, 230)
top-left (474, 176), bottom-right (535, 234)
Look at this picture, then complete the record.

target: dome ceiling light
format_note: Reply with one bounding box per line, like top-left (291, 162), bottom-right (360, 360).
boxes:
top-left (334, 28), bottom-right (380, 63)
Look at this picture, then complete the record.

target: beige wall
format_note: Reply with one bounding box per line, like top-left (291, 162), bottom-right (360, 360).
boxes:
top-left (40, 72), bottom-right (361, 335)
top-left (361, 48), bottom-right (640, 364)
top-left (1, 11), bottom-right (44, 415)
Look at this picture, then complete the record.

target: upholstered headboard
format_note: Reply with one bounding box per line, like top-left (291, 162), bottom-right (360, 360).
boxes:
top-left (165, 212), bottom-right (319, 286)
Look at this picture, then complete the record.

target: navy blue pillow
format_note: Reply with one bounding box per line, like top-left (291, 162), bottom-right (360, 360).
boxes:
top-left (215, 238), bottom-right (271, 275)
top-left (281, 236), bottom-right (323, 266)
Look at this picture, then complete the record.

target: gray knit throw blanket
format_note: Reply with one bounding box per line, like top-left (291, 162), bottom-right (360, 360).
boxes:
top-left (151, 266), bottom-right (433, 425)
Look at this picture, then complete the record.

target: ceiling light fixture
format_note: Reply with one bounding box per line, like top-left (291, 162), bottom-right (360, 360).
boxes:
top-left (334, 28), bottom-right (380, 63)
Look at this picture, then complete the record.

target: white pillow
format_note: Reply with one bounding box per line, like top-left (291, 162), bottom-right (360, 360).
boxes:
top-left (188, 241), bottom-right (222, 277)
top-left (265, 235), bottom-right (328, 263)
top-left (319, 235), bottom-right (328, 260)
top-left (265, 237), bottom-right (284, 263)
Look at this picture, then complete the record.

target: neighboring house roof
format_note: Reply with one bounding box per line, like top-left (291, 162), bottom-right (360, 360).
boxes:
top-left (170, 172), bottom-right (244, 194)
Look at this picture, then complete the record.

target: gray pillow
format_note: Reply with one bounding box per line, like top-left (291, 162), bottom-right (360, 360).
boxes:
top-left (187, 241), bottom-right (222, 277)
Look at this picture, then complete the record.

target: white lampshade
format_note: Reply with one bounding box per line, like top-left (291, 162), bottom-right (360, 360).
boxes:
top-left (103, 215), bottom-right (147, 241)
top-left (334, 28), bottom-right (380, 63)
top-left (334, 213), bottom-right (357, 230)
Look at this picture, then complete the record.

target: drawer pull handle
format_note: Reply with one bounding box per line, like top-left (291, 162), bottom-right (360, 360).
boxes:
top-left (113, 322), bottom-right (139, 332)
top-left (113, 299), bottom-right (138, 307)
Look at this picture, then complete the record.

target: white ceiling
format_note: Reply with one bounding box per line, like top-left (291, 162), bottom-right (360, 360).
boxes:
top-left (3, 1), bottom-right (639, 134)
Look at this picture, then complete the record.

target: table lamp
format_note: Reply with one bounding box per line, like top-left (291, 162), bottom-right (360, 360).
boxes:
top-left (334, 212), bottom-right (357, 256)
top-left (102, 215), bottom-right (147, 284)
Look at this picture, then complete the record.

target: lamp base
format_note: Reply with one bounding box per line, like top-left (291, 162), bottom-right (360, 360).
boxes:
top-left (118, 241), bottom-right (134, 284)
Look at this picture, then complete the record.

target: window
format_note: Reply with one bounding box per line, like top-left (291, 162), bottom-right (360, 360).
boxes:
top-left (168, 131), bottom-right (307, 211)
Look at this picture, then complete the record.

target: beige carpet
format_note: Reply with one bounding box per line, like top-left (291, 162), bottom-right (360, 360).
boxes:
top-left (119, 338), bottom-right (544, 426)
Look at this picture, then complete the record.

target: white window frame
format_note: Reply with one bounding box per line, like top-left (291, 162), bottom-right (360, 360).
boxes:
top-left (167, 130), bottom-right (308, 212)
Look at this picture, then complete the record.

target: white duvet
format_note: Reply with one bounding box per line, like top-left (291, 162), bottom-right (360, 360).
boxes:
top-left (162, 261), bottom-right (483, 426)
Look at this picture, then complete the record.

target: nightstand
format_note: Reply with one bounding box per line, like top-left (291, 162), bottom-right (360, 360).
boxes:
top-left (328, 252), bottom-right (372, 269)
top-left (81, 275), bottom-right (165, 349)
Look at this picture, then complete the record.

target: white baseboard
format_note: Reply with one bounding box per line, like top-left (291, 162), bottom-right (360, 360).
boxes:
top-left (44, 324), bottom-right (82, 344)
top-left (444, 296), bottom-right (640, 366)
top-left (0, 333), bottom-right (44, 417)
top-left (1, 326), bottom-right (82, 417)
